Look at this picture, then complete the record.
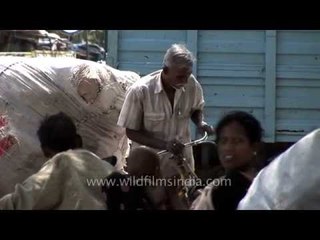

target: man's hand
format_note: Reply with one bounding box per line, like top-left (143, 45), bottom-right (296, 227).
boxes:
top-left (197, 121), bottom-right (215, 135)
top-left (166, 139), bottom-right (185, 155)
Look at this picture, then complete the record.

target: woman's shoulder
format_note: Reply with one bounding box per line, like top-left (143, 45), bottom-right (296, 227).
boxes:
top-left (211, 171), bottom-right (251, 210)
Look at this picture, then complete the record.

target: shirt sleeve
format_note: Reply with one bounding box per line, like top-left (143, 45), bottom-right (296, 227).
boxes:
top-left (0, 159), bottom-right (63, 210)
top-left (192, 77), bottom-right (205, 112)
top-left (117, 86), bottom-right (144, 130)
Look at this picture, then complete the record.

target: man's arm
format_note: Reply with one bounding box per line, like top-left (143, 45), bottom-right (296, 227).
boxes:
top-left (191, 110), bottom-right (214, 135)
top-left (126, 129), bottom-right (166, 150)
top-left (126, 128), bottom-right (184, 154)
top-left (191, 79), bottom-right (214, 135)
top-left (191, 109), bottom-right (204, 127)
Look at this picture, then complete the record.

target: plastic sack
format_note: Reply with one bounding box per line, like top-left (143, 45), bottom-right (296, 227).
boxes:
top-left (238, 129), bottom-right (320, 210)
top-left (0, 57), bottom-right (139, 197)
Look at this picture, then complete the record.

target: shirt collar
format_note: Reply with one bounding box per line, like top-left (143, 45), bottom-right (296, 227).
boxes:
top-left (154, 70), bottom-right (186, 94)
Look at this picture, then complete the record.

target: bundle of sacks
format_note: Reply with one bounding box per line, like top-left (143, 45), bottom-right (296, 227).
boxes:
top-left (0, 57), bottom-right (139, 197)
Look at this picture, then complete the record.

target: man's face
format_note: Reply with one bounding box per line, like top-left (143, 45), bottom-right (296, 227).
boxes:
top-left (164, 65), bottom-right (192, 89)
top-left (77, 78), bottom-right (100, 104)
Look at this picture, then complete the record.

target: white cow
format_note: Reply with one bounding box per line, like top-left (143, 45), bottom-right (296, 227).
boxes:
top-left (238, 129), bottom-right (320, 210)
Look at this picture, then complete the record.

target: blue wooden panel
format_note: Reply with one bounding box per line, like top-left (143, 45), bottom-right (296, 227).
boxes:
top-left (204, 107), bottom-right (264, 122)
top-left (277, 43), bottom-right (320, 54)
top-left (277, 31), bottom-right (320, 54)
top-left (276, 30), bottom-right (320, 142)
top-left (276, 121), bottom-right (319, 134)
top-left (118, 62), bottom-right (161, 76)
top-left (106, 30), bottom-right (118, 68)
top-left (198, 53), bottom-right (265, 65)
top-left (204, 107), bottom-right (265, 134)
top-left (198, 30), bottom-right (265, 41)
top-left (277, 78), bottom-right (320, 87)
top-left (187, 30), bottom-right (198, 77)
top-left (109, 30), bottom-right (320, 143)
top-left (119, 39), bottom-right (182, 52)
top-left (196, 30), bottom-right (267, 140)
top-left (119, 30), bottom-right (187, 40)
top-left (203, 85), bottom-right (264, 97)
top-left (277, 97), bottom-right (320, 109)
top-left (200, 77), bottom-right (264, 86)
top-left (198, 41), bottom-right (264, 54)
top-left (118, 51), bottom-right (167, 63)
top-left (198, 69), bottom-right (264, 78)
top-left (276, 134), bottom-right (309, 142)
top-left (198, 30), bottom-right (265, 53)
top-left (264, 30), bottom-right (277, 142)
top-left (277, 70), bottom-right (320, 80)
top-left (277, 86), bottom-right (320, 99)
top-left (114, 30), bottom-right (188, 76)
top-left (277, 30), bottom-right (320, 44)
top-left (205, 96), bottom-right (264, 108)
top-left (278, 55), bottom-right (320, 66)
top-left (277, 109), bottom-right (320, 121)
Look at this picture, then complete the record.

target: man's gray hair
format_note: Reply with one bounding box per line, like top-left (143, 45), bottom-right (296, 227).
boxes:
top-left (163, 43), bottom-right (196, 69)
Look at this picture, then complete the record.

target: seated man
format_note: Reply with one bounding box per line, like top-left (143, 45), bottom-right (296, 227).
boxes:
top-left (103, 146), bottom-right (169, 210)
top-left (0, 112), bottom-right (114, 210)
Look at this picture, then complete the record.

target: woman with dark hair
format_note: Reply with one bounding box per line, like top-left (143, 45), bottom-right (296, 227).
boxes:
top-left (191, 111), bottom-right (264, 210)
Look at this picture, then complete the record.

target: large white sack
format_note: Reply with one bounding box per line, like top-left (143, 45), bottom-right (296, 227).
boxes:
top-left (238, 129), bottom-right (320, 210)
top-left (0, 57), bottom-right (139, 197)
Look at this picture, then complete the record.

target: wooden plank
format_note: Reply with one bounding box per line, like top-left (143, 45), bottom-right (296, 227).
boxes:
top-left (265, 30), bottom-right (277, 142)
top-left (277, 54), bottom-right (320, 66)
top-left (276, 134), bottom-right (306, 143)
top-left (198, 63), bottom-right (264, 70)
top-left (120, 30), bottom-right (187, 40)
top-left (119, 62), bottom-right (162, 76)
top-left (277, 97), bottom-right (320, 109)
top-left (198, 30), bottom-right (265, 42)
top-left (200, 77), bottom-right (264, 86)
top-left (119, 39), bottom-right (180, 51)
top-left (202, 85), bottom-right (264, 97)
top-left (118, 51), bottom-right (166, 62)
top-left (187, 30), bottom-right (198, 78)
top-left (277, 71), bottom-right (320, 80)
top-left (198, 41), bottom-right (264, 53)
top-left (277, 87), bottom-right (320, 98)
top-left (277, 79), bottom-right (320, 88)
top-left (277, 30), bottom-right (320, 43)
top-left (277, 109), bottom-right (320, 120)
top-left (198, 52), bottom-right (265, 65)
top-left (277, 42), bottom-right (320, 54)
top-left (205, 96), bottom-right (264, 108)
top-left (106, 30), bottom-right (118, 68)
top-left (198, 69), bottom-right (264, 78)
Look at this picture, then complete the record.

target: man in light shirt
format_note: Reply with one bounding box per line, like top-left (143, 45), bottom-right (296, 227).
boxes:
top-left (0, 112), bottom-right (114, 210)
top-left (118, 43), bottom-right (214, 209)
